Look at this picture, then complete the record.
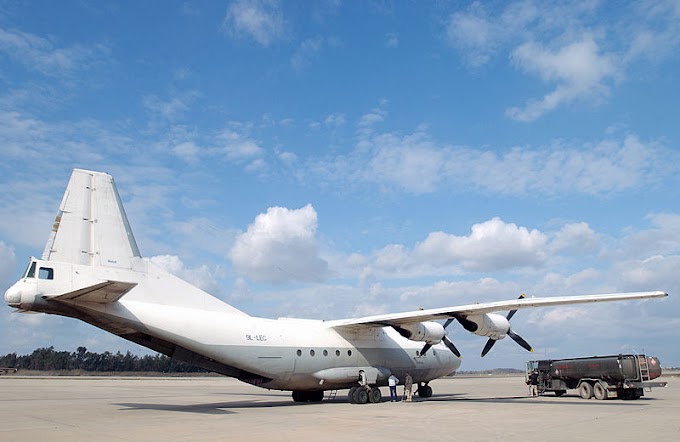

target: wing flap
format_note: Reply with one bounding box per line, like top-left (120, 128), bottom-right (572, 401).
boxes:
top-left (52, 281), bottom-right (138, 304)
top-left (327, 291), bottom-right (668, 329)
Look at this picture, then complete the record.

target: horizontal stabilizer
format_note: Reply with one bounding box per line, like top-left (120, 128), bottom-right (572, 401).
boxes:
top-left (52, 281), bottom-right (138, 304)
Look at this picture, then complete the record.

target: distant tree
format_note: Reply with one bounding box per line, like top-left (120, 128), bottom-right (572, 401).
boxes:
top-left (0, 347), bottom-right (205, 373)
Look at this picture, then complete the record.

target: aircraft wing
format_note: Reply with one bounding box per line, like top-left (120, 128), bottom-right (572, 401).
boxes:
top-left (326, 291), bottom-right (668, 328)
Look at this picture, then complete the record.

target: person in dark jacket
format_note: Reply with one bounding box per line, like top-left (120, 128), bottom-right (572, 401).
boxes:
top-left (529, 370), bottom-right (540, 397)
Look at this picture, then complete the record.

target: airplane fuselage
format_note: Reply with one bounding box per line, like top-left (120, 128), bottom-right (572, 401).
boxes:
top-left (5, 257), bottom-right (459, 391)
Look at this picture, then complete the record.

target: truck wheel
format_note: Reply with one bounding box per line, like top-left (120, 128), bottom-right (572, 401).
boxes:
top-left (593, 382), bottom-right (608, 400)
top-left (579, 382), bottom-right (594, 399)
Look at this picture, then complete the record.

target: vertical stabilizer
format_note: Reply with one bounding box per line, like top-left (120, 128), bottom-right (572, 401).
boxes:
top-left (42, 169), bottom-right (141, 268)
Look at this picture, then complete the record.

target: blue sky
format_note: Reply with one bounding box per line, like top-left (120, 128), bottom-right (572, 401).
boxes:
top-left (1, 0), bottom-right (679, 370)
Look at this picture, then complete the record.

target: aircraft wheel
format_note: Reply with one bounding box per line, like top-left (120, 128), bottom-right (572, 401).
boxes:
top-left (292, 391), bottom-right (303, 402)
top-left (354, 387), bottom-right (369, 404)
top-left (554, 390), bottom-right (566, 397)
top-left (418, 385), bottom-right (433, 398)
top-left (369, 387), bottom-right (382, 403)
top-left (579, 382), bottom-right (593, 399)
top-left (348, 386), bottom-right (358, 403)
top-left (310, 391), bottom-right (324, 402)
top-left (593, 382), bottom-right (608, 400)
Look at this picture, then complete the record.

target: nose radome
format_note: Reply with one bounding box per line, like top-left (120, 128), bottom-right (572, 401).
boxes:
top-left (4, 284), bottom-right (21, 306)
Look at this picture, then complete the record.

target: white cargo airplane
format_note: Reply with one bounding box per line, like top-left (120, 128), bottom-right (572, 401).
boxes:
top-left (4, 169), bottom-right (668, 404)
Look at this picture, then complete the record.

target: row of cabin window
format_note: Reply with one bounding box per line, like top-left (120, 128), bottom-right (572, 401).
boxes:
top-left (296, 349), bottom-right (353, 357)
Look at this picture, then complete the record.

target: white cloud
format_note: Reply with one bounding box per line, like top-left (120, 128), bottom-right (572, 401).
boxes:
top-left (364, 132), bottom-right (445, 193)
top-left (623, 213), bottom-right (680, 257)
top-left (415, 218), bottom-right (548, 272)
top-left (446, 3), bottom-right (495, 67)
top-left (385, 32), bottom-right (399, 48)
top-left (149, 254), bottom-right (224, 296)
top-left (0, 26), bottom-right (109, 78)
top-left (172, 141), bottom-right (201, 163)
top-left (324, 113), bottom-right (346, 128)
top-left (0, 240), bottom-right (17, 286)
top-left (230, 204), bottom-right (328, 283)
top-left (142, 91), bottom-right (199, 122)
top-left (291, 36), bottom-right (324, 72)
top-left (550, 222), bottom-right (600, 254)
top-left (312, 126), bottom-right (672, 196)
top-left (506, 35), bottom-right (617, 121)
top-left (223, 0), bottom-right (285, 47)
top-left (444, 1), bottom-right (680, 120)
top-left (214, 127), bottom-right (265, 163)
top-left (358, 100), bottom-right (389, 129)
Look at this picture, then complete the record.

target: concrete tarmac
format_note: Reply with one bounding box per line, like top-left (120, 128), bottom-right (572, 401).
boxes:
top-left (1, 375), bottom-right (677, 441)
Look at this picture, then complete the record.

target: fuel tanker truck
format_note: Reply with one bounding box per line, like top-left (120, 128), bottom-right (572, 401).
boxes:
top-left (525, 354), bottom-right (666, 400)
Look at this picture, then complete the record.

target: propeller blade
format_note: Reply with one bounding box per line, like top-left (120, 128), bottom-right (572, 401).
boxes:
top-left (420, 343), bottom-right (432, 356)
top-left (506, 294), bottom-right (525, 321)
top-left (481, 338), bottom-right (496, 357)
top-left (442, 336), bottom-right (461, 358)
top-left (508, 329), bottom-right (533, 352)
top-left (443, 318), bottom-right (455, 328)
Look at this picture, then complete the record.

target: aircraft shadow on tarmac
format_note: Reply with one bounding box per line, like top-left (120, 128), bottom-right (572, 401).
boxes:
top-left (114, 392), bottom-right (652, 414)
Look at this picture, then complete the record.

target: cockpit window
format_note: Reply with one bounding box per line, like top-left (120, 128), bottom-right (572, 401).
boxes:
top-left (25, 261), bottom-right (37, 279)
top-left (38, 267), bottom-right (54, 280)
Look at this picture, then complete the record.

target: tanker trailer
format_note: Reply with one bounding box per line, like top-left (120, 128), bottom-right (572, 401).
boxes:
top-left (525, 354), bottom-right (666, 400)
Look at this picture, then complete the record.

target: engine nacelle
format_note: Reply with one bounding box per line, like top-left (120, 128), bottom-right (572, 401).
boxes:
top-left (464, 313), bottom-right (510, 340)
top-left (397, 321), bottom-right (446, 344)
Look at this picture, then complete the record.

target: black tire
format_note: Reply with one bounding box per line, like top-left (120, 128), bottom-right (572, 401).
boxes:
top-left (355, 388), bottom-right (369, 404)
top-left (554, 390), bottom-right (566, 397)
top-left (593, 382), bottom-right (608, 400)
top-left (622, 388), bottom-right (643, 400)
top-left (369, 387), bottom-right (382, 403)
top-left (579, 382), bottom-right (594, 400)
top-left (310, 391), bottom-right (324, 402)
top-left (419, 385), bottom-right (433, 398)
top-left (348, 386), bottom-right (358, 404)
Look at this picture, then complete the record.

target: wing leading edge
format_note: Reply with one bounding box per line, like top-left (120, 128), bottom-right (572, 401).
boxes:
top-left (326, 291), bottom-right (668, 329)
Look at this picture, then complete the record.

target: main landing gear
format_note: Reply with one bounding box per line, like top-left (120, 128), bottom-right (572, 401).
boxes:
top-left (347, 386), bottom-right (382, 404)
top-left (416, 383), bottom-right (432, 398)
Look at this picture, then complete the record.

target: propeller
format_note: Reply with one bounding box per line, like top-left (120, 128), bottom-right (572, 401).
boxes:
top-left (480, 293), bottom-right (533, 357)
top-left (420, 318), bottom-right (461, 358)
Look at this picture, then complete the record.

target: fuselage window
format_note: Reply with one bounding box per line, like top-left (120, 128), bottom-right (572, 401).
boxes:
top-left (347, 350), bottom-right (352, 357)
top-left (296, 349), bottom-right (302, 357)
top-left (38, 267), bottom-right (54, 280)
top-left (323, 350), bottom-right (328, 356)
top-left (310, 349), bottom-right (315, 356)
top-left (25, 261), bottom-right (37, 279)
top-left (335, 350), bottom-right (340, 357)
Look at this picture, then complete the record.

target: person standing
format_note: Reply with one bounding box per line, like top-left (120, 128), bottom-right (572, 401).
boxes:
top-left (529, 370), bottom-right (540, 397)
top-left (388, 374), bottom-right (400, 402)
top-left (404, 372), bottom-right (413, 402)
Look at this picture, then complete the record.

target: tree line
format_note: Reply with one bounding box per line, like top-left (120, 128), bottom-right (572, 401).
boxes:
top-left (0, 346), bottom-right (205, 373)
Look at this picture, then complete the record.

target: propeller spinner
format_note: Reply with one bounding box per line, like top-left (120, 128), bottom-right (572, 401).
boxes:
top-left (420, 318), bottom-right (461, 358)
top-left (480, 293), bottom-right (533, 357)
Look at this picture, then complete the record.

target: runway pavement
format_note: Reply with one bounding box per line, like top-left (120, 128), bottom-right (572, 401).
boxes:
top-left (1, 375), bottom-right (677, 441)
